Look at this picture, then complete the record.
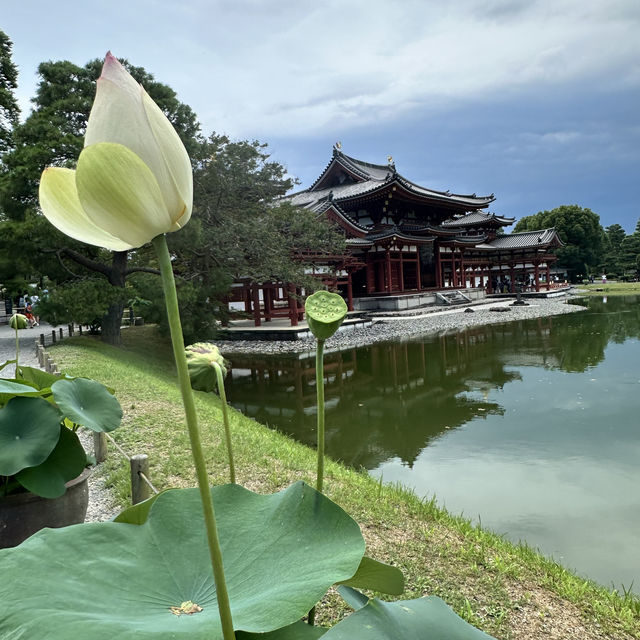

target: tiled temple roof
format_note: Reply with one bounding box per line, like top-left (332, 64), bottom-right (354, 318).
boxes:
top-left (284, 149), bottom-right (495, 211)
top-left (473, 228), bottom-right (562, 250)
top-left (442, 211), bottom-right (514, 228)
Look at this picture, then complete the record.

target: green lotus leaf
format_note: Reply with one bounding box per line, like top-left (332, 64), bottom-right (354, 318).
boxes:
top-left (16, 365), bottom-right (62, 390)
top-left (0, 396), bottom-right (62, 476)
top-left (305, 291), bottom-right (348, 341)
top-left (0, 379), bottom-right (42, 407)
top-left (0, 481), bottom-right (365, 639)
top-left (338, 555), bottom-right (404, 595)
top-left (15, 426), bottom-right (87, 498)
top-left (113, 491), bottom-right (163, 524)
top-left (328, 587), bottom-right (495, 639)
top-left (237, 620), bottom-right (327, 639)
top-left (51, 377), bottom-right (122, 432)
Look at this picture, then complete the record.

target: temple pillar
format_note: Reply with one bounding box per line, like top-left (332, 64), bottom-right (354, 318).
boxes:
top-left (346, 270), bottom-right (354, 311)
top-left (509, 263), bottom-right (515, 293)
top-left (546, 264), bottom-right (551, 290)
top-left (385, 248), bottom-right (392, 292)
top-left (534, 263), bottom-right (540, 292)
top-left (251, 285), bottom-right (261, 327)
top-left (263, 285), bottom-right (272, 322)
top-left (399, 249), bottom-right (405, 293)
top-left (287, 284), bottom-right (298, 326)
top-left (366, 254), bottom-right (375, 294)
top-left (244, 283), bottom-right (251, 313)
top-left (416, 248), bottom-right (422, 291)
top-left (435, 247), bottom-right (443, 288)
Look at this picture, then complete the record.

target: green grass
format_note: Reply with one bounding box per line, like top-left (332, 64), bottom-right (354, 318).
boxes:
top-left (48, 326), bottom-right (640, 640)
top-left (577, 281), bottom-right (640, 296)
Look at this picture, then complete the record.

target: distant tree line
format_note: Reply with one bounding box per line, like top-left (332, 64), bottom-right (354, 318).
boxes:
top-left (515, 205), bottom-right (640, 282)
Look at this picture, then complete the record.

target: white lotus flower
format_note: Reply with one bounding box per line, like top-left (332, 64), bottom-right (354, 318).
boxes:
top-left (39, 52), bottom-right (193, 250)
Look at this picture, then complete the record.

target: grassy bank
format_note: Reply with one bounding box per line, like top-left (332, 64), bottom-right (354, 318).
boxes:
top-left (49, 326), bottom-right (640, 640)
top-left (577, 282), bottom-right (640, 296)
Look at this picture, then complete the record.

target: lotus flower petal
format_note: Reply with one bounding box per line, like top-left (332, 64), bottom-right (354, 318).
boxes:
top-left (76, 142), bottom-right (171, 248)
top-left (39, 167), bottom-right (133, 251)
top-left (85, 52), bottom-right (192, 230)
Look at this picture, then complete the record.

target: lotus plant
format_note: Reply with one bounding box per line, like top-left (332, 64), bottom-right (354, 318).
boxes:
top-left (0, 52), bottom-right (498, 640)
top-left (186, 342), bottom-right (235, 483)
top-left (304, 290), bottom-right (348, 493)
top-left (38, 52), bottom-right (234, 640)
top-left (39, 52), bottom-right (191, 251)
top-left (8, 313), bottom-right (27, 373)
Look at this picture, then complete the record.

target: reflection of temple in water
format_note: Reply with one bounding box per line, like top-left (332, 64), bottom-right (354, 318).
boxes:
top-left (225, 324), bottom-right (538, 469)
top-left (225, 301), bottom-right (625, 470)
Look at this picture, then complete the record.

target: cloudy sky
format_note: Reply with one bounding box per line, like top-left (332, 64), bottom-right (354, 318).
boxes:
top-left (4, 0), bottom-right (640, 230)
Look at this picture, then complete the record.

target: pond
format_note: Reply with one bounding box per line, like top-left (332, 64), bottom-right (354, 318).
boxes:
top-left (224, 295), bottom-right (640, 593)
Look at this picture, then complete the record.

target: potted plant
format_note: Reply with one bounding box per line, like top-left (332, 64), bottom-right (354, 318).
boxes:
top-left (0, 360), bottom-right (123, 548)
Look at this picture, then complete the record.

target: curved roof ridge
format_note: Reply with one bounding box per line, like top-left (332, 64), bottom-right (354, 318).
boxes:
top-left (498, 226), bottom-right (557, 236)
top-left (339, 150), bottom-right (393, 174)
top-left (395, 175), bottom-right (495, 204)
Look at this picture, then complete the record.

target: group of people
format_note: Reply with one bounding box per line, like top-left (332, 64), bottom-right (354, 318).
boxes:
top-left (17, 293), bottom-right (40, 328)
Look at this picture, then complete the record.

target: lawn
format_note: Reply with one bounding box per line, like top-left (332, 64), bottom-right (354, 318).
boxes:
top-left (48, 326), bottom-right (640, 640)
top-left (576, 281), bottom-right (640, 296)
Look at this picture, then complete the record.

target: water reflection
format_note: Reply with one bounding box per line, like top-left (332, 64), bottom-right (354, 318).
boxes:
top-left (227, 297), bottom-right (640, 469)
top-left (225, 296), bottom-right (640, 591)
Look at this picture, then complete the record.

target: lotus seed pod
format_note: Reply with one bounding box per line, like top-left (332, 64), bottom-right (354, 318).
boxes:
top-left (185, 342), bottom-right (229, 392)
top-left (10, 314), bottom-right (28, 330)
top-left (305, 291), bottom-right (348, 341)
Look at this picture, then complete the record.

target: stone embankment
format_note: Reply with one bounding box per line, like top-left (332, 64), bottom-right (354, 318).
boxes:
top-left (215, 296), bottom-right (585, 356)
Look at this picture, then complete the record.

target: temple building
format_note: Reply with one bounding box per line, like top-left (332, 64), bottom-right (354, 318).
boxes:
top-left (232, 146), bottom-right (563, 326)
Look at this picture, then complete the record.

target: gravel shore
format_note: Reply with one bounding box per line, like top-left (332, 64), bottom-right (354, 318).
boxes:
top-left (215, 296), bottom-right (586, 357)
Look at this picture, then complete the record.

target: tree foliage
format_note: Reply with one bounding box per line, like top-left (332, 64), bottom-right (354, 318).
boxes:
top-left (514, 205), bottom-right (605, 280)
top-left (0, 29), bottom-right (20, 156)
top-left (0, 56), bottom-right (200, 343)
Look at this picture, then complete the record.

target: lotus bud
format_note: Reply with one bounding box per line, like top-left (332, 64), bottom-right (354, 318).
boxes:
top-left (39, 52), bottom-right (192, 250)
top-left (185, 343), bottom-right (230, 393)
top-left (305, 291), bottom-right (348, 341)
top-left (10, 314), bottom-right (28, 330)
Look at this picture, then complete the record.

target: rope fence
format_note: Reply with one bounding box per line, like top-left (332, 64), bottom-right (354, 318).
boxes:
top-left (93, 432), bottom-right (160, 504)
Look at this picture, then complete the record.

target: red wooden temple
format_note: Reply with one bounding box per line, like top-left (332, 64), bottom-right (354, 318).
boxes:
top-left (232, 146), bottom-right (562, 326)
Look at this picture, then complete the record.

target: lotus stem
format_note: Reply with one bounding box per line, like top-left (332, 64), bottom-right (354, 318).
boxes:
top-left (14, 325), bottom-right (19, 375)
top-left (315, 338), bottom-right (325, 493)
top-left (213, 361), bottom-right (235, 483)
top-left (308, 337), bottom-right (326, 627)
top-left (152, 234), bottom-right (235, 640)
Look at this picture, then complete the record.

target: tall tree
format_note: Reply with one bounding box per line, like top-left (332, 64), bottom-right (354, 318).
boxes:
top-left (514, 205), bottom-right (605, 280)
top-left (0, 29), bottom-right (20, 156)
top-left (0, 57), bottom-right (200, 343)
top-left (602, 223), bottom-right (626, 277)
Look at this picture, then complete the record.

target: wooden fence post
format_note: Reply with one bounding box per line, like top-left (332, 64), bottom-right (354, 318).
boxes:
top-left (93, 432), bottom-right (107, 463)
top-left (51, 330), bottom-right (56, 344)
top-left (59, 327), bottom-right (63, 340)
top-left (130, 454), bottom-right (150, 505)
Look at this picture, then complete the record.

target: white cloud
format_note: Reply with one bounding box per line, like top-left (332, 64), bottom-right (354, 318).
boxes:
top-left (4, 0), bottom-right (640, 139)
